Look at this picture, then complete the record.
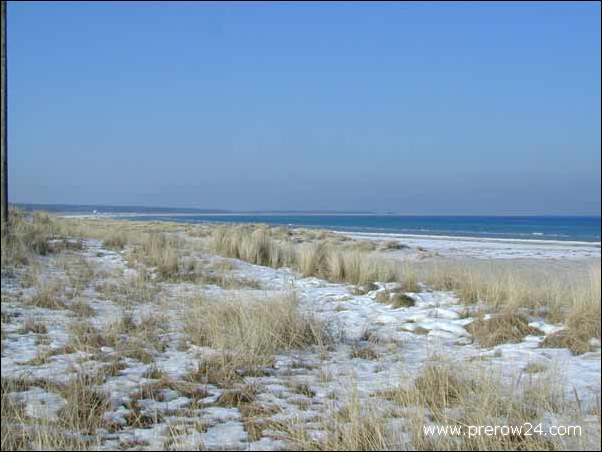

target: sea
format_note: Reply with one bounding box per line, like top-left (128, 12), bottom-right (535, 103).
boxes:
top-left (19, 204), bottom-right (601, 243)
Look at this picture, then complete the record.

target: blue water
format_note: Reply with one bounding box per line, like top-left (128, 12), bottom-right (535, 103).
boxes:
top-left (121, 214), bottom-right (600, 243)
top-left (16, 204), bottom-right (601, 242)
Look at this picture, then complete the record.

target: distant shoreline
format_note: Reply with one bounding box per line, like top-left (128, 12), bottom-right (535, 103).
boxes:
top-left (63, 212), bottom-right (601, 247)
top-left (340, 230), bottom-right (601, 249)
top-left (55, 212), bottom-right (602, 258)
top-left (14, 203), bottom-right (601, 218)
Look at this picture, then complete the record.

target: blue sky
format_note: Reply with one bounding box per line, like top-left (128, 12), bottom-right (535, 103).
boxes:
top-left (7, 1), bottom-right (601, 214)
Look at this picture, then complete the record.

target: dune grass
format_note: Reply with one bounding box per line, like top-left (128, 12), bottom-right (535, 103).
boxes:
top-left (288, 362), bottom-right (570, 451)
top-left (127, 233), bottom-right (182, 280)
top-left (184, 292), bottom-right (330, 385)
top-left (1, 373), bottom-right (106, 450)
top-left (101, 231), bottom-right (128, 250)
top-left (27, 279), bottom-right (67, 310)
top-left (55, 216), bottom-right (600, 352)
top-left (404, 363), bottom-right (564, 451)
top-left (467, 310), bottom-right (540, 348)
top-left (5, 212), bottom-right (600, 352)
top-left (2, 211), bottom-right (599, 449)
top-left (1, 210), bottom-right (58, 270)
top-left (209, 224), bottom-right (416, 287)
top-left (418, 261), bottom-right (601, 352)
top-left (287, 395), bottom-right (392, 450)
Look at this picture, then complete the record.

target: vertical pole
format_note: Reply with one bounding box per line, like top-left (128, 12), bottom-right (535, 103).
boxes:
top-left (0, 1), bottom-right (7, 232)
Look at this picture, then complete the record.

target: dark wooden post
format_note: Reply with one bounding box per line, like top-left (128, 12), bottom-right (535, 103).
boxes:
top-left (1, 1), bottom-right (7, 232)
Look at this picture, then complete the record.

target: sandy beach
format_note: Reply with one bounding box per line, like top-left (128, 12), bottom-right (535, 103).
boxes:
top-left (343, 230), bottom-right (601, 260)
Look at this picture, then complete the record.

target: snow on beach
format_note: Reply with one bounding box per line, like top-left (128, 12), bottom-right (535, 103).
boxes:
top-left (2, 229), bottom-right (600, 450)
top-left (342, 231), bottom-right (601, 260)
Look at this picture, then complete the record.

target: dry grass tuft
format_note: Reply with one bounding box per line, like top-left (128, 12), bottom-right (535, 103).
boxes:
top-left (128, 233), bottom-right (182, 280)
top-left (67, 298), bottom-right (96, 318)
top-left (370, 362), bottom-right (567, 450)
top-left (184, 293), bottom-right (330, 384)
top-left (185, 293), bottom-right (328, 354)
top-left (67, 321), bottom-right (115, 352)
top-left (211, 225), bottom-right (296, 268)
top-left (210, 225), bottom-right (405, 286)
top-left (102, 231), bottom-right (128, 250)
top-left (1, 373), bottom-right (107, 450)
top-left (240, 402), bottom-right (281, 441)
top-left (546, 265), bottom-right (601, 354)
top-left (62, 256), bottom-right (97, 298)
top-left (412, 364), bottom-right (472, 411)
top-left (1, 210), bottom-right (56, 269)
top-left (57, 373), bottom-right (110, 435)
top-left (95, 270), bottom-right (160, 306)
top-left (420, 260), bottom-right (600, 318)
top-left (27, 280), bottom-right (67, 310)
top-left (467, 310), bottom-right (540, 348)
top-left (216, 384), bottom-right (258, 407)
top-left (350, 345), bottom-right (380, 360)
top-left (186, 354), bottom-right (244, 387)
top-left (297, 243), bottom-right (328, 277)
top-left (541, 329), bottom-right (594, 355)
top-left (285, 391), bottom-right (392, 450)
top-left (20, 318), bottom-right (48, 335)
top-left (324, 249), bottom-right (400, 285)
top-left (375, 290), bottom-right (416, 308)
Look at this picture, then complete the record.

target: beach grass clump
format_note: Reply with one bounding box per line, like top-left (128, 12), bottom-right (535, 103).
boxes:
top-left (66, 298), bottom-right (96, 318)
top-left (129, 232), bottom-right (249, 283)
top-left (102, 230), bottom-right (128, 250)
top-left (420, 260), bottom-right (601, 323)
top-left (186, 354), bottom-right (243, 387)
top-left (1, 209), bottom-right (59, 269)
top-left (184, 292), bottom-right (330, 380)
top-left (95, 269), bottom-right (160, 306)
top-left (294, 243), bottom-right (402, 285)
top-left (67, 321), bottom-right (117, 352)
top-left (371, 363), bottom-right (565, 451)
top-left (1, 373), bottom-right (106, 450)
top-left (27, 280), bottom-right (67, 310)
top-left (128, 233), bottom-right (181, 279)
top-left (325, 401), bottom-right (391, 450)
top-left (210, 225), bottom-right (295, 268)
top-left (20, 318), bottom-right (48, 335)
top-left (209, 225), bottom-right (404, 287)
top-left (62, 255), bottom-right (97, 298)
top-left (375, 290), bottom-right (416, 308)
top-left (297, 242), bottom-right (328, 277)
top-left (324, 249), bottom-right (399, 285)
top-left (350, 345), bottom-right (380, 360)
top-left (467, 310), bottom-right (540, 348)
top-left (541, 269), bottom-right (600, 354)
top-left (283, 389), bottom-right (395, 451)
top-left (239, 402), bottom-right (282, 442)
top-left (1, 378), bottom-right (29, 450)
top-left (185, 292), bottom-right (329, 353)
top-left (65, 313), bottom-right (167, 365)
top-left (56, 373), bottom-right (109, 435)
top-left (561, 265), bottom-right (601, 352)
top-left (380, 240), bottom-right (409, 251)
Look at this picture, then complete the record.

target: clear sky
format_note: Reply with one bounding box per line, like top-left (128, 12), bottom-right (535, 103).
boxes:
top-left (7, 1), bottom-right (601, 214)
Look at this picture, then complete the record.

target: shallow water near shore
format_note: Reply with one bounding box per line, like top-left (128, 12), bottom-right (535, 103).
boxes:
top-left (25, 205), bottom-right (600, 243)
top-left (115, 214), bottom-right (602, 243)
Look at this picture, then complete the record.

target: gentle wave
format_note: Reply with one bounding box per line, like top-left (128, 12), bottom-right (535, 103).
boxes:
top-left (59, 211), bottom-right (601, 243)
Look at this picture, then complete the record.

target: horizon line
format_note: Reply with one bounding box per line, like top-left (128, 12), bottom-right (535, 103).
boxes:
top-left (12, 202), bottom-right (602, 218)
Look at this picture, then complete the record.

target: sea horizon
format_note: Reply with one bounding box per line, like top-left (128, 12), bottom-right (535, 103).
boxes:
top-left (14, 203), bottom-right (601, 243)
